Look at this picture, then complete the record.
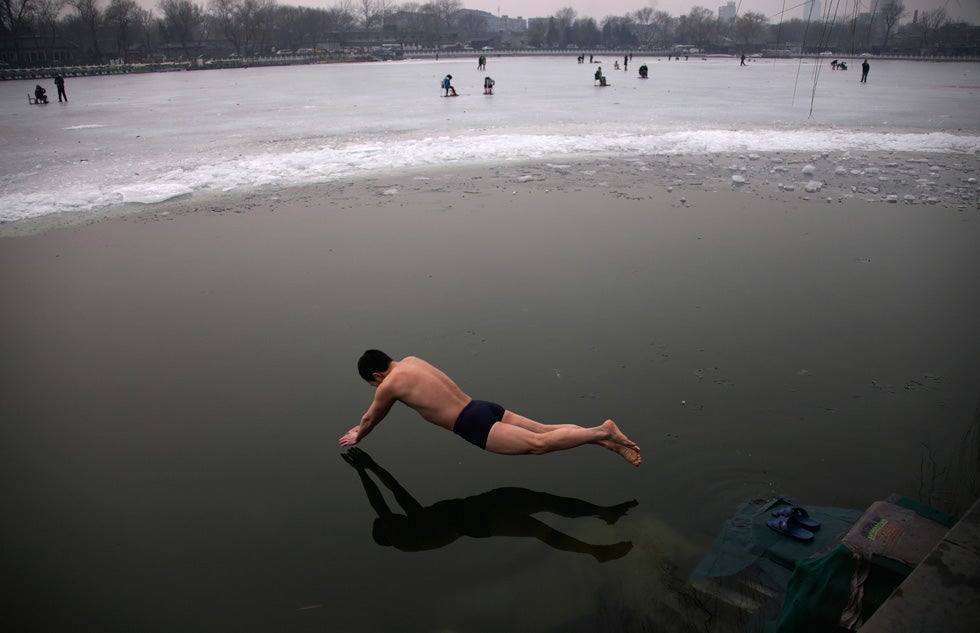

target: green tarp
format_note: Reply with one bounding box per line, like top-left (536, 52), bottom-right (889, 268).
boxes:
top-left (690, 496), bottom-right (957, 632)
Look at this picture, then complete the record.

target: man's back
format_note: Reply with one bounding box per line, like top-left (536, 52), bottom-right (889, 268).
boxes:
top-left (386, 357), bottom-right (470, 429)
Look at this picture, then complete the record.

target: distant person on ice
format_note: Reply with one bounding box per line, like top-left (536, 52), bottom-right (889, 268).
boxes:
top-left (594, 66), bottom-right (607, 86)
top-left (861, 59), bottom-right (870, 83)
top-left (33, 84), bottom-right (48, 103)
top-left (339, 350), bottom-right (642, 466)
top-left (483, 76), bottom-right (495, 94)
top-left (441, 74), bottom-right (457, 96)
top-left (54, 74), bottom-right (67, 102)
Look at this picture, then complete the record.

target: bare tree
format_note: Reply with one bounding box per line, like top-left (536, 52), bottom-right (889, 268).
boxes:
top-left (630, 7), bottom-right (656, 47)
top-left (879, 0), bottom-right (905, 49)
top-left (420, 0), bottom-right (459, 32)
top-left (549, 6), bottom-right (574, 46)
top-left (133, 5), bottom-right (153, 55)
top-left (633, 6), bottom-right (653, 25)
top-left (104, 0), bottom-right (140, 57)
top-left (326, 1), bottom-right (357, 33)
top-left (677, 6), bottom-right (717, 51)
top-left (272, 3), bottom-right (294, 48)
top-left (209, 0), bottom-right (243, 55)
top-left (237, 0), bottom-right (261, 55)
top-left (250, 0), bottom-right (277, 54)
top-left (916, 6), bottom-right (947, 53)
top-left (731, 11), bottom-right (767, 52)
top-left (553, 6), bottom-right (575, 26)
top-left (34, 0), bottom-right (64, 63)
top-left (356, 0), bottom-right (375, 30)
top-left (600, 14), bottom-right (637, 48)
top-left (1, 0), bottom-right (38, 65)
top-left (0, 0), bottom-right (35, 32)
top-left (158, 0), bottom-right (203, 59)
top-left (572, 16), bottom-right (600, 47)
top-left (69, 0), bottom-right (103, 61)
top-left (375, 0), bottom-right (393, 30)
top-left (652, 10), bottom-right (674, 49)
top-left (209, 0), bottom-right (276, 56)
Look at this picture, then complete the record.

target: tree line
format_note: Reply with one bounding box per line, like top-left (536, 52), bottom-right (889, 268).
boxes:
top-left (1, 0), bottom-right (976, 68)
top-left (530, 4), bottom-right (975, 57)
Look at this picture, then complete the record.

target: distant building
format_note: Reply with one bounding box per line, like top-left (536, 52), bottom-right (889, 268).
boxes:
top-left (454, 8), bottom-right (526, 34)
top-left (718, 1), bottom-right (737, 23)
top-left (527, 17), bottom-right (548, 31)
top-left (498, 15), bottom-right (527, 34)
top-left (803, 0), bottom-right (823, 21)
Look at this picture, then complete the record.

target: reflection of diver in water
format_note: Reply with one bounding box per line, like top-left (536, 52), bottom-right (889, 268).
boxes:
top-left (342, 447), bottom-right (637, 562)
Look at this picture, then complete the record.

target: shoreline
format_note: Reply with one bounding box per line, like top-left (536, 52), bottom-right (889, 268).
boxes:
top-left (2, 150), bottom-right (977, 239)
top-left (5, 52), bottom-right (979, 83)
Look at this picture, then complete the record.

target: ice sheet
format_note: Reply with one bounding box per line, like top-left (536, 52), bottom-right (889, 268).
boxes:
top-left (1, 56), bottom-right (977, 224)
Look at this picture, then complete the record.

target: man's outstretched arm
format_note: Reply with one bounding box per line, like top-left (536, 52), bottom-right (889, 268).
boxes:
top-left (339, 384), bottom-right (397, 446)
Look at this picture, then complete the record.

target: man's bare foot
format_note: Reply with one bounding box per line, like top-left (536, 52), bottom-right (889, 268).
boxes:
top-left (602, 420), bottom-right (639, 450)
top-left (597, 439), bottom-right (642, 466)
top-left (599, 420), bottom-right (642, 466)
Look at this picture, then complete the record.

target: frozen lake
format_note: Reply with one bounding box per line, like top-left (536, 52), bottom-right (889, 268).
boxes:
top-left (1, 56), bottom-right (978, 224)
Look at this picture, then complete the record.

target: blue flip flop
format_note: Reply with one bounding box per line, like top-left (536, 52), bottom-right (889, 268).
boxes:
top-left (771, 506), bottom-right (821, 531)
top-left (767, 515), bottom-right (815, 542)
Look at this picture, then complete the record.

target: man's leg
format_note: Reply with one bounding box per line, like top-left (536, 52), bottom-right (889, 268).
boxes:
top-left (485, 411), bottom-right (641, 466)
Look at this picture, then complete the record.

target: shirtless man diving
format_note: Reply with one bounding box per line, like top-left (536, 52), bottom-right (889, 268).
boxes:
top-left (339, 350), bottom-right (642, 467)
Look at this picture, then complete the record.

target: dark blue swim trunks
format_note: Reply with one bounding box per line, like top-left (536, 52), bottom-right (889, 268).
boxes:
top-left (453, 400), bottom-right (504, 449)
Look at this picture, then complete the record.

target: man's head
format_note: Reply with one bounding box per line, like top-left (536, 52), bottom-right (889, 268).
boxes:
top-left (358, 349), bottom-right (393, 384)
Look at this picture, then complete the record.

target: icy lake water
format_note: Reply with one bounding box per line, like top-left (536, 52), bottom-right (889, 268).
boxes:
top-left (1, 55), bottom-right (978, 224)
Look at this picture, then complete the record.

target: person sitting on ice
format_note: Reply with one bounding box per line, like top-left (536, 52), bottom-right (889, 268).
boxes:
top-left (441, 74), bottom-right (457, 97)
top-left (594, 67), bottom-right (607, 86)
top-left (34, 85), bottom-right (48, 103)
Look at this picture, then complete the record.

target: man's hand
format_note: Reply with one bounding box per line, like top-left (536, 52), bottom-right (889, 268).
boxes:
top-left (339, 426), bottom-right (360, 447)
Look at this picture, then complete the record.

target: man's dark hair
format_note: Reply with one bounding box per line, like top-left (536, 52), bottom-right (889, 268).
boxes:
top-left (358, 349), bottom-right (393, 382)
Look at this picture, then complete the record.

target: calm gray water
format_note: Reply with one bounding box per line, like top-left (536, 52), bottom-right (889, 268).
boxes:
top-left (1, 57), bottom-right (979, 632)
